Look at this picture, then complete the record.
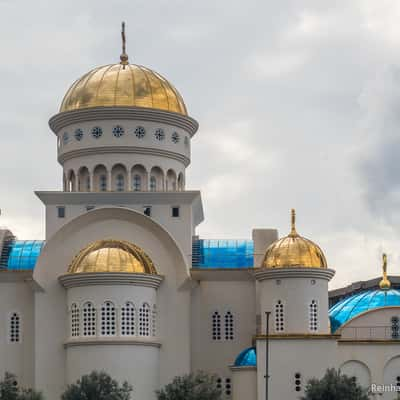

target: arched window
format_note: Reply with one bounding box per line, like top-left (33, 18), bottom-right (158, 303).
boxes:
top-left (224, 311), bottom-right (234, 340)
top-left (294, 373), bottom-right (302, 392)
top-left (225, 378), bottom-right (232, 397)
top-left (82, 302), bottom-right (96, 337)
top-left (152, 305), bottom-right (157, 337)
top-left (139, 303), bottom-right (150, 336)
top-left (150, 176), bottom-right (156, 191)
top-left (121, 302), bottom-right (135, 336)
top-left (100, 175), bottom-right (107, 192)
top-left (133, 175), bottom-right (142, 191)
top-left (86, 176), bottom-right (91, 191)
top-left (391, 316), bottom-right (399, 339)
top-left (101, 301), bottom-right (116, 336)
top-left (71, 303), bottom-right (80, 337)
top-left (10, 312), bottom-right (20, 343)
top-left (116, 174), bottom-right (125, 192)
top-left (309, 300), bottom-right (318, 332)
top-left (274, 300), bottom-right (285, 332)
top-left (212, 311), bottom-right (221, 340)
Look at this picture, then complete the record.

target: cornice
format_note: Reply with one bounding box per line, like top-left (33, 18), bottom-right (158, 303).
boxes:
top-left (58, 272), bottom-right (164, 289)
top-left (49, 107), bottom-right (199, 136)
top-left (64, 338), bottom-right (161, 348)
top-left (253, 267), bottom-right (335, 282)
top-left (58, 146), bottom-right (190, 166)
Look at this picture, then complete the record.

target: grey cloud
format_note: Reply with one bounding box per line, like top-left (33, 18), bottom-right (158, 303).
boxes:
top-left (1, 0), bottom-right (400, 287)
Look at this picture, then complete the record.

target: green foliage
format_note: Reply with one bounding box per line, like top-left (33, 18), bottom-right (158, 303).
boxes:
top-left (0, 372), bottom-right (44, 400)
top-left (61, 371), bottom-right (132, 400)
top-left (301, 368), bottom-right (369, 400)
top-left (156, 371), bottom-right (222, 400)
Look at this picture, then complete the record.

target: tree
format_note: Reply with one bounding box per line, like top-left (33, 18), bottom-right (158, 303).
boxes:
top-left (301, 368), bottom-right (369, 400)
top-left (61, 371), bottom-right (132, 400)
top-left (0, 372), bottom-right (44, 400)
top-left (156, 371), bottom-right (222, 400)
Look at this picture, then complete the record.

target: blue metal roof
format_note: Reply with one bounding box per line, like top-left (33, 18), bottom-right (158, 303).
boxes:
top-left (192, 239), bottom-right (254, 268)
top-left (329, 289), bottom-right (400, 333)
top-left (6, 240), bottom-right (45, 271)
top-left (234, 347), bottom-right (257, 367)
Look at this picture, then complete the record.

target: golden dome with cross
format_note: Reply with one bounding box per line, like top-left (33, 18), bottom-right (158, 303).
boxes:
top-left (262, 209), bottom-right (327, 269)
top-left (59, 23), bottom-right (187, 115)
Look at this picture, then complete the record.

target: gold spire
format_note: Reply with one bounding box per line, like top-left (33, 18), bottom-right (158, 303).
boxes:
top-left (120, 21), bottom-right (129, 67)
top-left (379, 253), bottom-right (391, 291)
top-left (289, 208), bottom-right (298, 237)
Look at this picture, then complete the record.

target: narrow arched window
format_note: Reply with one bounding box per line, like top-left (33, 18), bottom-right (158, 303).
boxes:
top-left (152, 305), bottom-right (157, 337)
top-left (121, 302), bottom-right (135, 336)
top-left (212, 311), bottom-right (221, 340)
top-left (101, 301), bottom-right (116, 336)
top-left (391, 316), bottom-right (399, 339)
top-left (71, 303), bottom-right (80, 337)
top-left (309, 300), bottom-right (318, 332)
top-left (274, 300), bottom-right (285, 332)
top-left (133, 175), bottom-right (141, 191)
top-left (139, 303), bottom-right (150, 336)
top-left (86, 176), bottom-right (91, 191)
top-left (150, 176), bottom-right (156, 191)
top-left (100, 175), bottom-right (107, 192)
top-left (82, 302), bottom-right (96, 337)
top-left (224, 311), bottom-right (234, 340)
top-left (10, 312), bottom-right (20, 343)
top-left (116, 174), bottom-right (125, 192)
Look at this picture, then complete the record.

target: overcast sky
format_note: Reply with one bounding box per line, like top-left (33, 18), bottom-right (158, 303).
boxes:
top-left (1, 1), bottom-right (400, 288)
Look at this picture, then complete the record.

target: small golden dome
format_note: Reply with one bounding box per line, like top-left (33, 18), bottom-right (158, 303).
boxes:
top-left (60, 64), bottom-right (187, 115)
top-left (68, 239), bottom-right (157, 274)
top-left (262, 209), bottom-right (327, 269)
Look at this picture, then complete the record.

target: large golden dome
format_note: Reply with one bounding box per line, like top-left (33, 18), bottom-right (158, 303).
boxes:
top-left (68, 239), bottom-right (157, 274)
top-left (262, 210), bottom-right (327, 269)
top-left (60, 63), bottom-right (187, 115)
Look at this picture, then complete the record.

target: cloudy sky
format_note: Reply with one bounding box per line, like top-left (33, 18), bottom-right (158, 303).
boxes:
top-left (1, 0), bottom-right (400, 288)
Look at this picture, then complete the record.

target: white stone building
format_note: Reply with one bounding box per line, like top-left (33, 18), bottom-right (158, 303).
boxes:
top-left (1, 32), bottom-right (400, 400)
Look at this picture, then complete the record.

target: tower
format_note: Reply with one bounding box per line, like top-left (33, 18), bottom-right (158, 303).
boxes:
top-left (38, 23), bottom-right (203, 256)
top-left (253, 210), bottom-right (336, 400)
top-left (31, 24), bottom-right (203, 399)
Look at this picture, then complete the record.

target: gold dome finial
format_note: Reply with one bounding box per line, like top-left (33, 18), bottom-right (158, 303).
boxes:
top-left (379, 253), bottom-right (391, 291)
top-left (120, 21), bottom-right (129, 67)
top-left (289, 208), bottom-right (298, 237)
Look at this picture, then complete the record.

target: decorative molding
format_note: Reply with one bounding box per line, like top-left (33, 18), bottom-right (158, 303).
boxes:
top-left (58, 272), bottom-right (164, 289)
top-left (64, 338), bottom-right (161, 348)
top-left (253, 268), bottom-right (335, 282)
top-left (49, 107), bottom-right (199, 136)
top-left (255, 333), bottom-right (340, 340)
top-left (58, 146), bottom-right (190, 166)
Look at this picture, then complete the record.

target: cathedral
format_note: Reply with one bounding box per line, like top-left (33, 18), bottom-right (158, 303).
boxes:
top-left (1, 25), bottom-right (400, 400)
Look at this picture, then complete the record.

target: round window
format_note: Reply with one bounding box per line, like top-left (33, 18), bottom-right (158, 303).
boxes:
top-left (74, 128), bottom-right (83, 141)
top-left (135, 126), bottom-right (146, 138)
top-left (91, 126), bottom-right (103, 139)
top-left (155, 128), bottom-right (165, 141)
top-left (171, 132), bottom-right (180, 143)
top-left (112, 125), bottom-right (124, 138)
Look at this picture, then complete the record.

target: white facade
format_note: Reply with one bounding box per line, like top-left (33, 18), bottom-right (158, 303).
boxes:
top-left (0, 56), bottom-right (399, 400)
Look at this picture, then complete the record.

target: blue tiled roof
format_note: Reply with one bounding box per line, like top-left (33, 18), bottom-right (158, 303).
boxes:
top-left (234, 347), bottom-right (257, 367)
top-left (5, 240), bottom-right (45, 271)
top-left (192, 239), bottom-right (254, 268)
top-left (329, 289), bottom-right (400, 333)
